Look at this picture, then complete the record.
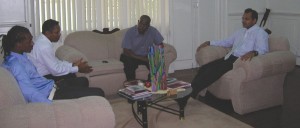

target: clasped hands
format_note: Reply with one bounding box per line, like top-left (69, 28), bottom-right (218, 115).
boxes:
top-left (73, 58), bottom-right (93, 73)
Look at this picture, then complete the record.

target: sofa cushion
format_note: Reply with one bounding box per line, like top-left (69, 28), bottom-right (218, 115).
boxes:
top-left (64, 31), bottom-right (110, 60)
top-left (0, 67), bottom-right (26, 109)
top-left (88, 58), bottom-right (124, 76)
top-left (109, 29), bottom-right (128, 59)
top-left (269, 35), bottom-right (290, 52)
top-left (55, 45), bottom-right (89, 62)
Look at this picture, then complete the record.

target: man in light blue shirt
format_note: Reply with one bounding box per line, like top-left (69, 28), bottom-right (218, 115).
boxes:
top-left (2, 26), bottom-right (53, 103)
top-left (190, 8), bottom-right (269, 99)
top-left (3, 52), bottom-right (54, 103)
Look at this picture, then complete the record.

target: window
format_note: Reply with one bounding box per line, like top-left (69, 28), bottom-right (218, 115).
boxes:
top-left (33, 0), bottom-right (169, 41)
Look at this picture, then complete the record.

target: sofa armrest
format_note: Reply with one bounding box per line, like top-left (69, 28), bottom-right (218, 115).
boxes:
top-left (164, 43), bottom-right (177, 73)
top-left (195, 46), bottom-right (230, 67)
top-left (56, 45), bottom-right (91, 78)
top-left (0, 96), bottom-right (115, 128)
top-left (56, 45), bottom-right (88, 63)
top-left (232, 51), bottom-right (296, 82)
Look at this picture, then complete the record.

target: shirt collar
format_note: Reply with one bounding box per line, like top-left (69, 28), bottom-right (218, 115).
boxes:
top-left (133, 25), bottom-right (151, 35)
top-left (246, 24), bottom-right (259, 32)
top-left (40, 34), bottom-right (52, 45)
top-left (10, 52), bottom-right (26, 58)
top-left (133, 25), bottom-right (138, 34)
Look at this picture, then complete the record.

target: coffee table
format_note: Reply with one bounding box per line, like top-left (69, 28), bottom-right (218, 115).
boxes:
top-left (118, 87), bottom-right (192, 128)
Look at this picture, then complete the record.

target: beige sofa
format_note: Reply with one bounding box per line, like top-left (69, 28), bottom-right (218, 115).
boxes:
top-left (195, 36), bottom-right (296, 115)
top-left (0, 67), bottom-right (115, 128)
top-left (56, 28), bottom-right (177, 97)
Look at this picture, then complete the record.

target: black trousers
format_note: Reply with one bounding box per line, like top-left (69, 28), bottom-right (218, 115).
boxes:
top-left (191, 55), bottom-right (238, 98)
top-left (44, 73), bottom-right (105, 99)
top-left (44, 73), bottom-right (88, 89)
top-left (120, 53), bottom-right (150, 81)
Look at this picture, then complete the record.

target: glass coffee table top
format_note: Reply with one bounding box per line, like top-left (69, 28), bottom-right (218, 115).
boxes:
top-left (118, 86), bottom-right (192, 128)
top-left (141, 87), bottom-right (192, 102)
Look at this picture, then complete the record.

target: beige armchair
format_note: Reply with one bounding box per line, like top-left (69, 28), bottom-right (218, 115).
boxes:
top-left (195, 36), bottom-right (296, 115)
top-left (0, 67), bottom-right (115, 128)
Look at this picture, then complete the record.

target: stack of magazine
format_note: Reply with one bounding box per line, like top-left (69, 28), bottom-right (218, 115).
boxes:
top-left (167, 77), bottom-right (191, 89)
top-left (118, 85), bottom-right (152, 100)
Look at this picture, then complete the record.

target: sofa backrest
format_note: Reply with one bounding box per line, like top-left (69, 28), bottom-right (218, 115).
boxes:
top-left (64, 31), bottom-right (111, 60)
top-left (108, 28), bottom-right (129, 59)
top-left (269, 35), bottom-right (290, 52)
top-left (0, 67), bottom-right (25, 109)
top-left (63, 28), bottom-right (129, 61)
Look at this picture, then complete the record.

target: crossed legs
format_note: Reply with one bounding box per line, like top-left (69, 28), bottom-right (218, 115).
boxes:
top-left (190, 55), bottom-right (237, 98)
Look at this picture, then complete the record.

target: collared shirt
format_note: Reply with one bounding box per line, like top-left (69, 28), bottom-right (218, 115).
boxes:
top-left (2, 52), bottom-right (54, 103)
top-left (122, 25), bottom-right (164, 56)
top-left (211, 24), bottom-right (269, 57)
top-left (28, 34), bottom-right (78, 76)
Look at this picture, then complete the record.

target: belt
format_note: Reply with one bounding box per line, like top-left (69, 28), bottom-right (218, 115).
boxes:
top-left (48, 84), bottom-right (57, 100)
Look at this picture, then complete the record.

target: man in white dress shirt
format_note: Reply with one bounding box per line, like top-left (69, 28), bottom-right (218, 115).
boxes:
top-left (190, 8), bottom-right (269, 99)
top-left (29, 19), bottom-right (105, 97)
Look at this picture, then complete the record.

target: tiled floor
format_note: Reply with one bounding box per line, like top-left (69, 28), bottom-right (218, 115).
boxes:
top-left (169, 67), bottom-right (300, 128)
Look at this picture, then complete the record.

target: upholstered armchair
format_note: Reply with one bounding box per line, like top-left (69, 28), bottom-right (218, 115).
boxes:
top-left (195, 36), bottom-right (296, 115)
top-left (0, 67), bottom-right (115, 128)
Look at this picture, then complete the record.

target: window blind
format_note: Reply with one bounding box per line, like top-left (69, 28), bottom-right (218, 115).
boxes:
top-left (34, 0), bottom-right (169, 42)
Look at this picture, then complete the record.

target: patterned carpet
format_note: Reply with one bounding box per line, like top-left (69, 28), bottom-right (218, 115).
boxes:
top-left (110, 98), bottom-right (252, 128)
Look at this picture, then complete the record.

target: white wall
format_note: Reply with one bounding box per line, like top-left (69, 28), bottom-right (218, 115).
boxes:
top-left (0, 0), bottom-right (31, 34)
top-left (169, 0), bottom-right (217, 71)
top-left (267, 0), bottom-right (300, 13)
top-left (227, 0), bottom-right (267, 35)
top-left (266, 0), bottom-right (300, 65)
top-left (169, 0), bottom-right (195, 71)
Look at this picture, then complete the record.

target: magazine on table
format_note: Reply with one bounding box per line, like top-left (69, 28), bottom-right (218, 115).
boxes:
top-left (123, 80), bottom-right (144, 87)
top-left (167, 77), bottom-right (177, 84)
top-left (125, 85), bottom-right (146, 93)
top-left (167, 80), bottom-right (191, 89)
top-left (118, 88), bottom-right (152, 100)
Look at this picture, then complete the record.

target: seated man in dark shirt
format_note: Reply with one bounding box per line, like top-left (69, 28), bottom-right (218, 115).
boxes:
top-left (120, 15), bottom-right (164, 81)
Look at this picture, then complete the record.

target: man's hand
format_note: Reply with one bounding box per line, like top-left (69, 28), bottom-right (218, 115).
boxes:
top-left (72, 58), bottom-right (82, 67)
top-left (241, 51), bottom-right (257, 61)
top-left (123, 48), bottom-right (148, 62)
top-left (73, 58), bottom-right (93, 73)
top-left (197, 41), bottom-right (210, 52)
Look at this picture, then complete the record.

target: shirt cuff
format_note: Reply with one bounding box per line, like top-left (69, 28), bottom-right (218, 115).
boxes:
top-left (71, 66), bottom-right (79, 73)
